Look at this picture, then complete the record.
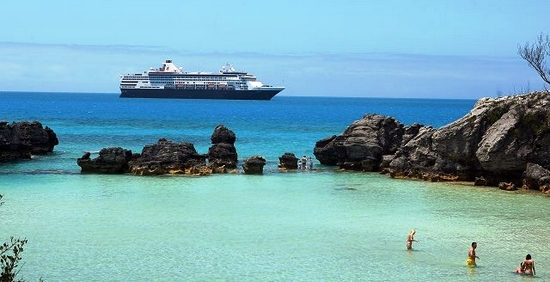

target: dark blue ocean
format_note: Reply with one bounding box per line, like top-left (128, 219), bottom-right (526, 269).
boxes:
top-left (3, 92), bottom-right (550, 281)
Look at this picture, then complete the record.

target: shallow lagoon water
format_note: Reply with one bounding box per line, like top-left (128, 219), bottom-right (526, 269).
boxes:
top-left (3, 172), bottom-right (550, 281)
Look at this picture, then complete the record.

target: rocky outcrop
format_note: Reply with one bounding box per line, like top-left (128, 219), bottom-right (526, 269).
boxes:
top-left (522, 162), bottom-right (550, 193)
top-left (128, 139), bottom-right (207, 175)
top-left (76, 126), bottom-right (245, 176)
top-left (474, 176), bottom-right (487, 186)
top-left (499, 182), bottom-right (517, 191)
top-left (314, 114), bottom-right (414, 171)
top-left (314, 91), bottom-right (550, 191)
top-left (278, 152), bottom-right (299, 170)
top-left (0, 121), bottom-right (59, 162)
top-left (77, 139), bottom-right (208, 175)
top-left (77, 147), bottom-right (134, 173)
top-left (243, 156), bottom-right (267, 174)
top-left (208, 125), bottom-right (238, 172)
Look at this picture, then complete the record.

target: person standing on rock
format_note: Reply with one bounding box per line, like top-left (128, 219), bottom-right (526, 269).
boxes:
top-left (301, 156), bottom-right (307, 170)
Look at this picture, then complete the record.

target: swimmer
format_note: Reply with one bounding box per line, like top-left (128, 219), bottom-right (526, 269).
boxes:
top-left (515, 254), bottom-right (535, 275)
top-left (406, 229), bottom-right (417, 250)
top-left (466, 242), bottom-right (479, 266)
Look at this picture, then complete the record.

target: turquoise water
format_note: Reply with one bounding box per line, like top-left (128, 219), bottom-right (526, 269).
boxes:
top-left (1, 92), bottom-right (549, 281)
top-left (3, 173), bottom-right (550, 281)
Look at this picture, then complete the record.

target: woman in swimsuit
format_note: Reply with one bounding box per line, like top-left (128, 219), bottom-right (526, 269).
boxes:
top-left (515, 254), bottom-right (536, 275)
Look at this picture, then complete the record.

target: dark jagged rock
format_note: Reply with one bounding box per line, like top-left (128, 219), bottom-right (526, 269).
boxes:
top-left (522, 162), bottom-right (550, 191)
top-left (208, 143), bottom-right (238, 170)
top-left (278, 152), bottom-right (299, 169)
top-left (474, 176), bottom-right (487, 186)
top-left (75, 125), bottom-right (244, 176)
top-left (243, 156), bottom-right (266, 174)
top-left (77, 147), bottom-right (134, 173)
top-left (499, 182), bottom-right (517, 191)
top-left (128, 138), bottom-right (207, 175)
top-left (211, 124), bottom-right (236, 145)
top-left (78, 139), bottom-right (209, 175)
top-left (313, 91), bottom-right (550, 192)
top-left (313, 114), bottom-right (407, 171)
top-left (208, 125), bottom-right (238, 171)
top-left (0, 121), bottom-right (59, 162)
top-left (314, 135), bottom-right (338, 165)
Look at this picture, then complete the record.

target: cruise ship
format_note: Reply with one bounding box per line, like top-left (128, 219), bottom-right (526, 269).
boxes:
top-left (119, 60), bottom-right (284, 100)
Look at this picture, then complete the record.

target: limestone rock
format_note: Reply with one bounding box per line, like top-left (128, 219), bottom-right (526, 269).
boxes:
top-left (128, 138), bottom-right (207, 175)
top-left (523, 162), bottom-right (550, 191)
top-left (389, 126), bottom-right (437, 173)
top-left (243, 156), bottom-right (266, 174)
top-left (278, 152), bottom-right (299, 169)
top-left (314, 114), bottom-right (405, 171)
top-left (76, 125), bottom-right (243, 176)
top-left (498, 182), bottom-right (517, 191)
top-left (0, 121), bottom-right (59, 162)
top-left (474, 176), bottom-right (487, 186)
top-left (313, 91), bottom-right (550, 189)
top-left (208, 125), bottom-right (238, 170)
top-left (77, 147), bottom-right (134, 173)
top-left (211, 124), bottom-right (236, 145)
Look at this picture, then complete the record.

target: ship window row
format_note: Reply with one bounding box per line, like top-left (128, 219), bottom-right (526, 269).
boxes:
top-left (151, 76), bottom-right (234, 81)
top-left (151, 82), bottom-right (236, 85)
top-left (125, 76), bottom-right (148, 80)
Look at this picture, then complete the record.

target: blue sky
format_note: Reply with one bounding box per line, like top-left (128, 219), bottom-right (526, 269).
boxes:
top-left (0, 0), bottom-right (548, 99)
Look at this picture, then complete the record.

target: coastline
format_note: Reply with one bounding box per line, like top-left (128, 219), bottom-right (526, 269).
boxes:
top-left (314, 91), bottom-right (550, 194)
top-left (3, 91), bottom-right (550, 195)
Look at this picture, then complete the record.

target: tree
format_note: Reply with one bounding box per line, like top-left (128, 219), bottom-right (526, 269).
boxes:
top-left (518, 33), bottom-right (550, 85)
top-left (0, 195), bottom-right (28, 282)
top-left (0, 237), bottom-right (27, 282)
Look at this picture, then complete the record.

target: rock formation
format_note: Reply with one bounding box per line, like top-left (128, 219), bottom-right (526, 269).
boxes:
top-left (243, 156), bottom-right (267, 174)
top-left (77, 147), bottom-right (134, 174)
top-left (314, 91), bottom-right (550, 192)
top-left (0, 121), bottom-right (59, 162)
top-left (278, 152), bottom-right (299, 170)
top-left (208, 125), bottom-right (238, 172)
top-left (127, 138), bottom-right (208, 175)
top-left (314, 114), bottom-right (417, 171)
top-left (522, 162), bottom-right (550, 194)
top-left (76, 126), bottom-right (244, 176)
top-left (77, 139), bottom-right (209, 175)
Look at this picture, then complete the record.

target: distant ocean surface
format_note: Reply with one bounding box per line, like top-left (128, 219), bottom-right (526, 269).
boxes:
top-left (2, 92), bottom-right (550, 281)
